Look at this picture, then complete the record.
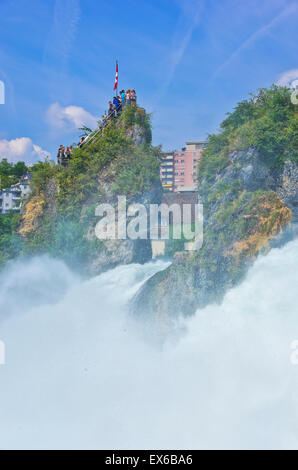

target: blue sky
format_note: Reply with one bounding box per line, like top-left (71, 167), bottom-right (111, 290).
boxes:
top-left (0, 0), bottom-right (297, 164)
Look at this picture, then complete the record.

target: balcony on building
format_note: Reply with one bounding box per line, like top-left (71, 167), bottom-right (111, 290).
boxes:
top-left (185, 140), bottom-right (209, 151)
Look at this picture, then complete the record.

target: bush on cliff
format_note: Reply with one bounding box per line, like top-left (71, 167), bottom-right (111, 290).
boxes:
top-left (0, 159), bottom-right (28, 189)
top-left (0, 212), bottom-right (22, 265)
top-left (15, 106), bottom-right (162, 270)
top-left (199, 85), bottom-right (298, 181)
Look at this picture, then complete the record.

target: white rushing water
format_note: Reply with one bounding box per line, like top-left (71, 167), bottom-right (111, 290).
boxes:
top-left (0, 240), bottom-right (298, 450)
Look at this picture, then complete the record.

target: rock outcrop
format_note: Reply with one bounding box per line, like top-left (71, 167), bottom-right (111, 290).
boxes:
top-left (132, 148), bottom-right (297, 320)
top-left (18, 106), bottom-right (162, 275)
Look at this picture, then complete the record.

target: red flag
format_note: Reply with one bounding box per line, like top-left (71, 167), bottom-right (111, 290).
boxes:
top-left (114, 61), bottom-right (118, 91)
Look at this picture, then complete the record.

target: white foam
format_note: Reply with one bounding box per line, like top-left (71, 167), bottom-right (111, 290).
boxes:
top-left (0, 241), bottom-right (297, 450)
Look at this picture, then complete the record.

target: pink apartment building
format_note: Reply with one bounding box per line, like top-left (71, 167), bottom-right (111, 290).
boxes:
top-left (160, 140), bottom-right (208, 192)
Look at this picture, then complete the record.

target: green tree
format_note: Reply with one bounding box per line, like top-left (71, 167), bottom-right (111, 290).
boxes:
top-left (13, 161), bottom-right (28, 177)
top-left (199, 85), bottom-right (298, 182)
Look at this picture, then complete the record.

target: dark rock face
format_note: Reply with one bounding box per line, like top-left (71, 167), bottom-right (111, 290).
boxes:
top-left (276, 160), bottom-right (298, 223)
top-left (88, 238), bottom-right (153, 276)
top-left (221, 148), bottom-right (275, 190)
top-left (132, 149), bottom-right (297, 320)
top-left (126, 124), bottom-right (146, 147)
top-left (43, 177), bottom-right (59, 218)
top-left (18, 106), bottom-right (163, 276)
top-left (86, 181), bottom-right (162, 276)
top-left (84, 121), bottom-right (162, 276)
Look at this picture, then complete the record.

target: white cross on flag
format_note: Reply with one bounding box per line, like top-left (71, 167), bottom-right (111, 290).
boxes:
top-left (114, 61), bottom-right (118, 91)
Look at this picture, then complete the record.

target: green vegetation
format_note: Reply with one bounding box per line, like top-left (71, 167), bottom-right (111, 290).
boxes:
top-left (112, 145), bottom-right (161, 196)
top-left (11, 106), bottom-right (162, 270)
top-left (0, 159), bottom-right (28, 189)
top-left (0, 212), bottom-right (22, 265)
top-left (199, 85), bottom-right (298, 181)
top-left (30, 160), bottom-right (58, 193)
top-left (21, 214), bottom-right (101, 269)
top-left (164, 223), bottom-right (196, 257)
top-left (120, 105), bottom-right (152, 144)
top-left (193, 188), bottom-right (292, 272)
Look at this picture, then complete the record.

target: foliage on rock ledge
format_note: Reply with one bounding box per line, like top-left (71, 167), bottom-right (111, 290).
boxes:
top-left (0, 212), bottom-right (22, 265)
top-left (199, 85), bottom-right (298, 182)
top-left (11, 106), bottom-right (162, 269)
top-left (199, 189), bottom-right (292, 267)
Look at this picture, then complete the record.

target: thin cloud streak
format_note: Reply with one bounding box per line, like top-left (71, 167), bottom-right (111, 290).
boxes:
top-left (213, 2), bottom-right (298, 78)
top-left (156, 4), bottom-right (203, 103)
top-left (43, 0), bottom-right (81, 66)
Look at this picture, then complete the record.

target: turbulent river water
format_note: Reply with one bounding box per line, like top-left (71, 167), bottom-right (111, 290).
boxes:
top-left (0, 239), bottom-right (298, 449)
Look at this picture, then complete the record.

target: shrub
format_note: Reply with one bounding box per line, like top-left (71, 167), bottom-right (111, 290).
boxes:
top-left (199, 85), bottom-right (298, 183)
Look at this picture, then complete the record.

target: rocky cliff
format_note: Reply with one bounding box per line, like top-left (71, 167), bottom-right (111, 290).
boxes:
top-left (1, 85), bottom-right (297, 319)
top-left (17, 105), bottom-right (162, 275)
top-left (133, 86), bottom-right (298, 320)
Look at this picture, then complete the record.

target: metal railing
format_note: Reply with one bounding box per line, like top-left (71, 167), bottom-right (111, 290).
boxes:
top-left (58, 99), bottom-right (137, 168)
top-left (80, 98), bottom-right (138, 148)
top-left (81, 102), bottom-right (124, 148)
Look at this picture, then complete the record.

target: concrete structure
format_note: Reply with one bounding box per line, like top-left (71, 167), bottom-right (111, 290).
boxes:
top-left (160, 140), bottom-right (208, 192)
top-left (0, 174), bottom-right (32, 214)
top-left (151, 240), bottom-right (166, 259)
top-left (0, 186), bottom-right (22, 214)
top-left (151, 192), bottom-right (200, 258)
top-left (160, 151), bottom-right (174, 191)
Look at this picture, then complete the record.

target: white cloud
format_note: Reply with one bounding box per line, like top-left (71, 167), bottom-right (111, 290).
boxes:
top-left (46, 102), bottom-right (98, 131)
top-left (277, 69), bottom-right (298, 87)
top-left (0, 137), bottom-right (50, 165)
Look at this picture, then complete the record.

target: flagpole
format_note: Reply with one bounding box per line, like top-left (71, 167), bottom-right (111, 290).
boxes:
top-left (116, 60), bottom-right (118, 96)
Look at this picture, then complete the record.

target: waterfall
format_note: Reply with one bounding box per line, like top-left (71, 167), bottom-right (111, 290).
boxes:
top-left (0, 240), bottom-right (297, 449)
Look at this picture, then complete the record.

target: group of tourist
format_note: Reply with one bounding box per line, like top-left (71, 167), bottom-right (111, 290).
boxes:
top-left (57, 145), bottom-right (73, 167)
top-left (117, 89), bottom-right (137, 110)
top-left (98, 89), bottom-right (137, 133)
top-left (106, 89), bottom-right (137, 118)
top-left (57, 89), bottom-right (138, 166)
